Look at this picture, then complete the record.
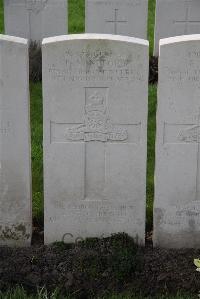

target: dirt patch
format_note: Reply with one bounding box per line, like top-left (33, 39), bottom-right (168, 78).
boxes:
top-left (0, 233), bottom-right (200, 298)
top-left (133, 242), bottom-right (200, 296)
top-left (0, 234), bottom-right (140, 298)
top-left (149, 56), bottom-right (158, 85)
top-left (29, 42), bottom-right (42, 82)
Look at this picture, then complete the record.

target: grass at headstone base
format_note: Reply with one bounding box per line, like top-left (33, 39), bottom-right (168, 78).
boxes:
top-left (146, 85), bottom-right (156, 231)
top-left (30, 82), bottom-right (43, 225)
top-left (2, 287), bottom-right (198, 299)
top-left (0, 288), bottom-right (197, 299)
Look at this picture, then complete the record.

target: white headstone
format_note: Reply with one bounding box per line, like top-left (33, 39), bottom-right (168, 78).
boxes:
top-left (85, 0), bottom-right (148, 39)
top-left (0, 35), bottom-right (31, 246)
top-left (154, 35), bottom-right (200, 248)
top-left (4, 0), bottom-right (67, 43)
top-left (154, 0), bottom-right (200, 56)
top-left (43, 34), bottom-right (148, 245)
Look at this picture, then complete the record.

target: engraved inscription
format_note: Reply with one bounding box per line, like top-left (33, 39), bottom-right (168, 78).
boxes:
top-left (49, 48), bottom-right (144, 83)
top-left (158, 204), bottom-right (200, 231)
top-left (66, 90), bottom-right (128, 142)
top-left (62, 233), bottom-right (84, 244)
top-left (68, 203), bottom-right (133, 219)
top-left (0, 121), bottom-right (12, 136)
top-left (51, 202), bottom-right (136, 222)
top-left (164, 49), bottom-right (200, 84)
top-left (179, 125), bottom-right (200, 143)
top-left (0, 162), bottom-right (8, 199)
top-left (164, 66), bottom-right (200, 83)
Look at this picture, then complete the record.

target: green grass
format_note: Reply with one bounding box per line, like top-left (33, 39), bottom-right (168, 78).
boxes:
top-left (0, 1), bottom-right (157, 227)
top-left (148, 0), bottom-right (156, 55)
top-left (30, 83), bottom-right (43, 223)
top-left (103, 296), bottom-right (196, 299)
top-left (68, 0), bottom-right (85, 33)
top-left (0, 287), bottom-right (197, 299)
top-left (147, 85), bottom-right (157, 230)
top-left (0, 287), bottom-right (67, 299)
top-left (103, 296), bottom-right (197, 299)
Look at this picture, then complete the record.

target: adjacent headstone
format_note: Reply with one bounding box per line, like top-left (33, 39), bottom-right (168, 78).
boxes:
top-left (85, 0), bottom-right (148, 39)
top-left (154, 0), bottom-right (200, 56)
top-left (43, 34), bottom-right (148, 244)
top-left (154, 35), bottom-right (200, 248)
top-left (0, 35), bottom-right (31, 246)
top-left (4, 0), bottom-right (67, 43)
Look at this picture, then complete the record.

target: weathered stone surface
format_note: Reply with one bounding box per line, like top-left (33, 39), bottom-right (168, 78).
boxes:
top-left (154, 0), bottom-right (200, 56)
top-left (154, 35), bottom-right (200, 248)
top-left (0, 35), bottom-right (31, 246)
top-left (43, 34), bottom-right (148, 245)
top-left (85, 0), bottom-right (148, 39)
top-left (4, 0), bottom-right (67, 43)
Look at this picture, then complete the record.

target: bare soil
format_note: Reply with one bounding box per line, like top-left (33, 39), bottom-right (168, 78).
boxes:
top-left (0, 232), bottom-right (199, 298)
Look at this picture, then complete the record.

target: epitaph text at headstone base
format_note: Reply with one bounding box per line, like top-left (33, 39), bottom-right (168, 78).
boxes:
top-left (154, 35), bottom-right (200, 248)
top-left (43, 34), bottom-right (149, 245)
top-left (4, 0), bottom-right (67, 43)
top-left (0, 35), bottom-right (32, 246)
top-left (86, 0), bottom-right (148, 39)
top-left (154, 0), bottom-right (200, 56)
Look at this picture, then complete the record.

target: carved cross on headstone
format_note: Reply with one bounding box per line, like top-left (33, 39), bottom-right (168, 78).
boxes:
top-left (105, 9), bottom-right (127, 34)
top-left (26, 0), bottom-right (48, 14)
top-left (50, 87), bottom-right (141, 200)
top-left (173, 0), bottom-right (200, 34)
top-left (26, 0), bottom-right (48, 41)
top-left (164, 108), bottom-right (200, 201)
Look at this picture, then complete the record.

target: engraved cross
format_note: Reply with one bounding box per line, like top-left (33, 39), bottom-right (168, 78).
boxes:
top-left (174, 0), bottom-right (200, 35)
top-left (26, 0), bottom-right (48, 13)
top-left (50, 87), bottom-right (141, 201)
top-left (26, 0), bottom-right (48, 40)
top-left (164, 108), bottom-right (200, 201)
top-left (106, 9), bottom-right (127, 34)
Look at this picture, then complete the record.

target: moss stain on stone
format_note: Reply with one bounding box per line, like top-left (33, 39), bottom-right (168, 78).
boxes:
top-left (0, 223), bottom-right (30, 241)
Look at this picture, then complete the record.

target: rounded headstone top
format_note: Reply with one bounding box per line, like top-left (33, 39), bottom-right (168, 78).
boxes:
top-left (42, 33), bottom-right (149, 47)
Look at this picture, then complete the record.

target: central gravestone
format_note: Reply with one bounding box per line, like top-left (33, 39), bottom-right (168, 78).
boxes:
top-left (4, 0), bottom-right (67, 43)
top-left (43, 34), bottom-right (148, 244)
top-left (85, 0), bottom-right (148, 39)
